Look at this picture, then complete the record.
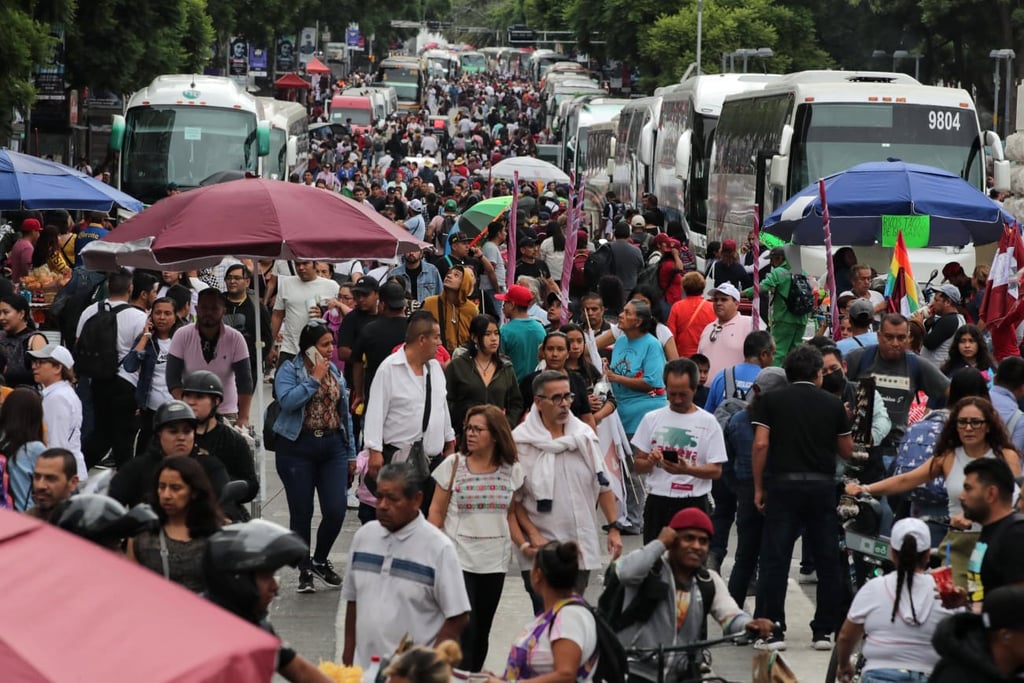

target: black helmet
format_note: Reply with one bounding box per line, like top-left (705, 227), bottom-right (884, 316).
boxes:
top-left (203, 520), bottom-right (308, 620)
top-left (54, 494), bottom-right (159, 548)
top-left (182, 370), bottom-right (224, 399)
top-left (154, 400), bottom-right (198, 430)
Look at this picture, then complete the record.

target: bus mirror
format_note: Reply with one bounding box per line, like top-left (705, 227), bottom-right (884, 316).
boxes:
top-left (778, 124), bottom-right (793, 156)
top-left (286, 137), bottom-right (298, 167)
top-left (675, 131), bottom-right (692, 182)
top-left (985, 130), bottom-right (1006, 160)
top-left (639, 125), bottom-right (653, 167)
top-left (993, 159), bottom-right (1011, 192)
top-left (257, 121), bottom-right (271, 157)
top-left (769, 154), bottom-right (789, 189)
top-left (606, 157), bottom-right (615, 179)
top-left (609, 137), bottom-right (617, 158)
top-left (109, 115), bottom-right (126, 151)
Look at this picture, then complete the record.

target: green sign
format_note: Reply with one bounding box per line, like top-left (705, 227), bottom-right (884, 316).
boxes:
top-left (882, 215), bottom-right (931, 248)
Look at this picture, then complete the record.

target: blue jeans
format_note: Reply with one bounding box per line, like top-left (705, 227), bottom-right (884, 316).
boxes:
top-left (710, 474), bottom-right (737, 564)
top-left (754, 480), bottom-right (841, 634)
top-left (275, 431), bottom-right (349, 568)
top-left (861, 669), bottom-right (929, 682)
top-left (727, 479), bottom-right (763, 606)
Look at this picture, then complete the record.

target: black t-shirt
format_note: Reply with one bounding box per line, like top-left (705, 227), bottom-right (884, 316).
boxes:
top-left (352, 316), bottom-right (409, 397)
top-left (515, 259), bottom-right (550, 281)
top-left (923, 312), bottom-right (963, 351)
top-left (970, 512), bottom-right (1024, 602)
top-left (750, 382), bottom-right (851, 476)
top-left (520, 370), bottom-right (592, 421)
top-left (336, 309), bottom-right (377, 385)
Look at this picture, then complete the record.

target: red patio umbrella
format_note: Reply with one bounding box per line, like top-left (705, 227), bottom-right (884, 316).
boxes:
top-left (274, 73), bottom-right (311, 89)
top-left (0, 510), bottom-right (278, 681)
top-left (305, 57), bottom-right (331, 74)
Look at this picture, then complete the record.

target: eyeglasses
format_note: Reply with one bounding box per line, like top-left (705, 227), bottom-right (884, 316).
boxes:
top-left (464, 424), bottom-right (489, 434)
top-left (709, 325), bottom-right (723, 342)
top-left (539, 393), bottom-right (575, 405)
top-left (956, 418), bottom-right (986, 430)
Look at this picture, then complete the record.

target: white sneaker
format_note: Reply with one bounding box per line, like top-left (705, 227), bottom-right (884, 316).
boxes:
top-left (812, 632), bottom-right (833, 651)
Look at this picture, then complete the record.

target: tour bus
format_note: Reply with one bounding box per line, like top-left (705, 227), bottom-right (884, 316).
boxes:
top-left (650, 73), bottom-right (780, 267)
top-left (581, 120), bottom-right (618, 232)
top-left (610, 96), bottom-right (662, 210)
top-left (546, 80), bottom-right (606, 131)
top-left (257, 97), bottom-right (309, 181)
top-left (422, 49), bottom-right (460, 80)
top-left (558, 97), bottom-right (629, 177)
top-left (343, 85), bottom-right (398, 120)
top-left (706, 70), bottom-right (1012, 278)
top-left (480, 47), bottom-right (503, 73)
top-left (529, 50), bottom-right (569, 85)
top-left (460, 51), bottom-right (487, 75)
top-left (377, 57), bottom-right (425, 111)
top-left (110, 75), bottom-right (270, 206)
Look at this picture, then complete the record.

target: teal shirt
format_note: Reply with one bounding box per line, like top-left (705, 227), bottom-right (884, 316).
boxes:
top-left (501, 317), bottom-right (547, 382)
top-left (610, 333), bottom-right (668, 434)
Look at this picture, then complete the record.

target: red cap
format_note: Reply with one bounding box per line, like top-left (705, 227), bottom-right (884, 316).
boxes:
top-left (669, 508), bottom-right (714, 537)
top-left (721, 239), bottom-right (737, 252)
top-left (653, 233), bottom-right (680, 249)
top-left (20, 218), bottom-right (42, 233)
top-left (495, 284), bottom-right (534, 308)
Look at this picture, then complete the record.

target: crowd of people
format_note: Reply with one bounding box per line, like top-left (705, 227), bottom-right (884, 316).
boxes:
top-left (3, 67), bottom-right (1024, 683)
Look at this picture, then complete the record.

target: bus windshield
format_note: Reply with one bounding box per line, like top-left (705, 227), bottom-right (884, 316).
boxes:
top-left (266, 128), bottom-right (286, 180)
top-left (462, 54), bottom-right (485, 71)
top-left (791, 103), bottom-right (984, 191)
top-left (330, 108), bottom-right (372, 125)
top-left (122, 106), bottom-right (257, 204)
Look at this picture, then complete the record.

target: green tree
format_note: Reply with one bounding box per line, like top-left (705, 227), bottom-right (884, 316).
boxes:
top-left (0, 4), bottom-right (55, 138)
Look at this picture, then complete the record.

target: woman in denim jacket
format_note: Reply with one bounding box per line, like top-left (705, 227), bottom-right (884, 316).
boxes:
top-left (122, 297), bottom-right (182, 454)
top-left (272, 322), bottom-right (356, 593)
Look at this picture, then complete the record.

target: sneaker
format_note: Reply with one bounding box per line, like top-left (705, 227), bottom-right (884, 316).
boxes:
top-left (797, 570), bottom-right (818, 584)
top-left (812, 631), bottom-right (833, 651)
top-left (311, 559), bottom-right (342, 586)
top-left (753, 633), bottom-right (787, 651)
top-left (297, 569), bottom-right (316, 593)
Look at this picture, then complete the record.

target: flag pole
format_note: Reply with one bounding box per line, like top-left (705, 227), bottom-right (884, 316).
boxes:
top-left (819, 179), bottom-right (839, 339)
top-left (559, 173), bottom-right (580, 325)
top-left (506, 171), bottom-right (519, 291)
top-left (751, 205), bottom-right (761, 331)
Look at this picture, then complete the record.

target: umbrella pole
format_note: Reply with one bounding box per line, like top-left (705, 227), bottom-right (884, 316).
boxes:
top-left (253, 271), bottom-right (266, 517)
top-left (819, 179), bottom-right (839, 340)
top-left (507, 171), bottom-right (519, 292)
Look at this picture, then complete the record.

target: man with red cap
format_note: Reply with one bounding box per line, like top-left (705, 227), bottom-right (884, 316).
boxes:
top-left (498, 284), bottom-right (546, 382)
top-left (611, 507), bottom-right (773, 682)
top-left (10, 217), bottom-right (42, 282)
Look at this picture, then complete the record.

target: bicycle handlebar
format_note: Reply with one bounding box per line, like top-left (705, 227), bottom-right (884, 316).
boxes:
top-left (625, 629), bottom-right (757, 657)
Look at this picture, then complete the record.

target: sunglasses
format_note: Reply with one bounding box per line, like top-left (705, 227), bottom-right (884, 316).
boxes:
top-left (709, 325), bottom-right (723, 342)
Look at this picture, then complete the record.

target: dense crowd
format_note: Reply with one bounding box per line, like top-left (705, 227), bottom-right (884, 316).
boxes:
top-left (3, 68), bottom-right (1024, 683)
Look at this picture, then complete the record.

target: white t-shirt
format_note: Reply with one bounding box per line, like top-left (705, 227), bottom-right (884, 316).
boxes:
top-left (631, 407), bottom-right (727, 498)
top-left (512, 603), bottom-right (598, 682)
top-left (273, 275), bottom-right (340, 355)
top-left (147, 337), bottom-right (174, 410)
top-left (610, 322), bottom-right (673, 348)
top-left (432, 456), bottom-right (524, 574)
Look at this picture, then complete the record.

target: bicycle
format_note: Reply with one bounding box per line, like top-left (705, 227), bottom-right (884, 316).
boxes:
top-left (625, 629), bottom-right (757, 683)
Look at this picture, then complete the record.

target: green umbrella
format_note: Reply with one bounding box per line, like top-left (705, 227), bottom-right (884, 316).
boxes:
top-left (458, 195), bottom-right (513, 237)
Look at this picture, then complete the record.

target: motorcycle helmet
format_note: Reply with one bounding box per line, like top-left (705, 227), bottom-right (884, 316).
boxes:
top-left (54, 494), bottom-right (159, 548)
top-left (845, 495), bottom-right (884, 536)
top-left (153, 400), bottom-right (198, 431)
top-left (203, 520), bottom-right (308, 620)
top-left (181, 371), bottom-right (224, 399)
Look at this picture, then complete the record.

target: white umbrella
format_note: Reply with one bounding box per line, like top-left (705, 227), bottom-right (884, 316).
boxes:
top-left (489, 156), bottom-right (570, 184)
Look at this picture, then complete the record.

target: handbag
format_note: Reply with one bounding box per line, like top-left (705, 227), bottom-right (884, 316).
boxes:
top-left (752, 650), bottom-right (797, 683)
top-left (263, 400), bottom-right (281, 452)
top-left (368, 367), bottom-right (435, 493)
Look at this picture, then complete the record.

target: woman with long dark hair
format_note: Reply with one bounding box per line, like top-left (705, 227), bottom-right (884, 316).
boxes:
top-left (122, 297), bottom-right (183, 453)
top-left (0, 387), bottom-right (46, 511)
top-left (31, 225), bottom-right (71, 278)
top-left (835, 518), bottom-right (960, 682)
top-left (941, 324), bottom-right (994, 379)
top-left (427, 405), bottom-right (524, 672)
top-left (0, 295), bottom-right (47, 386)
top-left (539, 220), bottom-right (566, 280)
top-left (445, 314), bottom-right (523, 436)
top-left (127, 456), bottom-right (224, 592)
top-left (519, 330), bottom-right (596, 430)
top-left (562, 324), bottom-right (616, 425)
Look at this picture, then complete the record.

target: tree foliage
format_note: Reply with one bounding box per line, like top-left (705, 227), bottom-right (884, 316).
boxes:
top-left (0, 3), bottom-right (55, 137)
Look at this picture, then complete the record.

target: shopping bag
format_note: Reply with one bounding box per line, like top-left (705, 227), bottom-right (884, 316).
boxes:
top-left (752, 649), bottom-right (798, 683)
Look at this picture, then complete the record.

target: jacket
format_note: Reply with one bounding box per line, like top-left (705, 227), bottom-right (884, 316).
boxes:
top-left (930, 612), bottom-right (1022, 682)
top-left (614, 540), bottom-right (751, 682)
top-left (420, 268), bottom-right (479, 353)
top-left (445, 347), bottom-right (524, 432)
top-left (742, 265), bottom-right (810, 325)
top-left (388, 261), bottom-right (444, 303)
top-left (108, 444), bottom-right (229, 508)
top-left (121, 332), bottom-right (175, 408)
top-left (272, 354), bottom-right (356, 457)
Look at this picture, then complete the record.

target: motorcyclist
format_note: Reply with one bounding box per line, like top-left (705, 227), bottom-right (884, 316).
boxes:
top-left (53, 493), bottom-right (159, 550)
top-left (203, 519), bottom-right (332, 683)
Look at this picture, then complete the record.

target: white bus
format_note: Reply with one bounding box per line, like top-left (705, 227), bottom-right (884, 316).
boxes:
top-left (707, 70), bottom-right (1011, 278)
top-left (111, 75), bottom-right (270, 205)
top-left (581, 120), bottom-right (617, 232)
top-left (651, 74), bottom-right (780, 268)
top-left (610, 96), bottom-right (662, 210)
top-left (558, 97), bottom-right (629, 177)
top-left (257, 98), bottom-right (309, 181)
top-left (422, 49), bottom-right (460, 79)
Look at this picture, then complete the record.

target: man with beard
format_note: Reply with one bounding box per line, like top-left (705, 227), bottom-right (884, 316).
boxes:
top-left (387, 249), bottom-right (442, 305)
top-left (222, 264), bottom-right (272, 380)
top-left (27, 448), bottom-right (79, 522)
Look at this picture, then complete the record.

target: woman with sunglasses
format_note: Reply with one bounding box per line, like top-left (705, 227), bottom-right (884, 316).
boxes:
top-left (519, 331), bottom-right (595, 431)
top-left (427, 405), bottom-right (524, 673)
top-left (846, 396), bottom-right (1021, 588)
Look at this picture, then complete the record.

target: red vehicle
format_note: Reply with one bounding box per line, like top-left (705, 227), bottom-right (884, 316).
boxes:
top-left (329, 95), bottom-right (374, 134)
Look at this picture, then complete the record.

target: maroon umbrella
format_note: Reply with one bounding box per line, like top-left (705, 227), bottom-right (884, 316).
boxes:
top-left (81, 177), bottom-right (425, 271)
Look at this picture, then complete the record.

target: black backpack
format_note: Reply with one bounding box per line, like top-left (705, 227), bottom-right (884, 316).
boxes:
top-left (599, 561), bottom-right (717, 640)
top-left (584, 243), bottom-right (616, 291)
top-left (75, 302), bottom-right (131, 379)
top-left (554, 597), bottom-right (628, 683)
top-left (637, 260), bottom-right (666, 300)
top-left (785, 273), bottom-right (815, 316)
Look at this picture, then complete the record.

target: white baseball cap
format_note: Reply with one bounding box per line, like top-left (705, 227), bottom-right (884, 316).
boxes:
top-left (708, 283), bottom-right (741, 301)
top-left (890, 517), bottom-right (930, 552)
top-left (28, 343), bottom-right (74, 370)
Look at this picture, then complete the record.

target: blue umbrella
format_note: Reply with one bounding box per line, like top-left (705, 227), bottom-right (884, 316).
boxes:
top-left (0, 149), bottom-right (143, 212)
top-left (763, 160), bottom-right (1014, 247)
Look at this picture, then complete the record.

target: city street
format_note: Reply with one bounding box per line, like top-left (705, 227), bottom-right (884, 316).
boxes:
top-left (258, 453), bottom-right (833, 682)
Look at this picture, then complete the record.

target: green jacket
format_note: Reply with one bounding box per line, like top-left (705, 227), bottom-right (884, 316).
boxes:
top-left (742, 265), bottom-right (811, 325)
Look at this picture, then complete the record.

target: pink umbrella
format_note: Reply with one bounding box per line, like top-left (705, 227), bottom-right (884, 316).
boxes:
top-left (81, 177), bottom-right (425, 271)
top-left (0, 510), bottom-right (278, 681)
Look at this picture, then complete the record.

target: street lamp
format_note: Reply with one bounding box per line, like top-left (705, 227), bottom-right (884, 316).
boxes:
top-left (696, 0), bottom-right (703, 76)
top-left (990, 49), bottom-right (1016, 139)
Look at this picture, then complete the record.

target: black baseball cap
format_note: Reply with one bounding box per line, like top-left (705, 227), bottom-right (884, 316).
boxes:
top-left (379, 281), bottom-right (407, 309)
top-left (352, 276), bottom-right (380, 294)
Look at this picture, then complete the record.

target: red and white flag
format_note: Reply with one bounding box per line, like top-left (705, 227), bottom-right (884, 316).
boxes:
top-left (980, 223), bottom-right (1024, 328)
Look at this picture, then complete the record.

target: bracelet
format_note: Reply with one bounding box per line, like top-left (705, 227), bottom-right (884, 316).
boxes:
top-left (519, 542), bottom-right (532, 552)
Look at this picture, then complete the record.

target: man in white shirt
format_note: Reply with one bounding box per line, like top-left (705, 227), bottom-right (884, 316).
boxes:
top-left (633, 358), bottom-right (727, 544)
top-left (341, 462), bottom-right (470, 668)
top-left (512, 370), bottom-right (624, 614)
top-left (269, 261), bottom-right (340, 366)
top-left (849, 263), bottom-right (887, 320)
top-left (364, 311), bottom-right (455, 509)
top-left (697, 284), bottom-right (753, 383)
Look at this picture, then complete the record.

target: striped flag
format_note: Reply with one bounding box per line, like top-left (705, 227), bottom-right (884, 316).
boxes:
top-left (884, 230), bottom-right (921, 315)
top-left (979, 223), bottom-right (1024, 328)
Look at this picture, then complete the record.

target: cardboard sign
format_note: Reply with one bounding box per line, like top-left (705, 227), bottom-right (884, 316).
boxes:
top-left (882, 215), bottom-right (930, 248)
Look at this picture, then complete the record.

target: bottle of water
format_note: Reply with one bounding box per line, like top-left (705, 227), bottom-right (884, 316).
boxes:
top-left (361, 655), bottom-right (381, 683)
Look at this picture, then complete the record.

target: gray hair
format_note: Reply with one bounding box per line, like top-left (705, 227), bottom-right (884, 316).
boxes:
top-left (377, 462), bottom-right (423, 499)
top-left (516, 276), bottom-right (543, 302)
top-left (532, 369), bottom-right (570, 396)
top-left (627, 299), bottom-right (655, 333)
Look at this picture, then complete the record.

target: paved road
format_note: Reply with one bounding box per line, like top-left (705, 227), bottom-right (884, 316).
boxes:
top-left (259, 457), bottom-right (833, 682)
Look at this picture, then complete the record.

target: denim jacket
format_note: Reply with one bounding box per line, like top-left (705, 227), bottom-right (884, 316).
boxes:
top-left (387, 262), bottom-right (443, 302)
top-left (121, 333), bottom-right (163, 408)
top-left (272, 355), bottom-right (356, 458)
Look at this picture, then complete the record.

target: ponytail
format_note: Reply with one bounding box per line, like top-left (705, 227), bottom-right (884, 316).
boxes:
top-left (891, 537), bottom-right (928, 624)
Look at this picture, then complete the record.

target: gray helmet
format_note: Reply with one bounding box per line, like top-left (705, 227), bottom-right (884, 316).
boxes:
top-left (181, 370), bottom-right (224, 399)
top-left (55, 494), bottom-right (159, 547)
top-left (154, 400), bottom-right (198, 431)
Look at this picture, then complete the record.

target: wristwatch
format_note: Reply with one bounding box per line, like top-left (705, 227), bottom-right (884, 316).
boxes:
top-left (602, 521), bottom-right (623, 532)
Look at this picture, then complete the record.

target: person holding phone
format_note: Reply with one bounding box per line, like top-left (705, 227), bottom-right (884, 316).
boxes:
top-left (123, 297), bottom-right (182, 453)
top-left (272, 322), bottom-right (356, 594)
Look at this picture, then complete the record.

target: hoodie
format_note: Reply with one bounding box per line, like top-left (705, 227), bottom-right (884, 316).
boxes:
top-left (930, 612), bottom-right (1023, 683)
top-left (421, 267), bottom-right (478, 353)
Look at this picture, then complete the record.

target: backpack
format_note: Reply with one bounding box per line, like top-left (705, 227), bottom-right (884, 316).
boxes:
top-left (598, 561), bottom-right (717, 641)
top-left (583, 243), bottom-right (616, 291)
top-left (785, 272), bottom-right (816, 316)
top-left (852, 346), bottom-right (923, 390)
top-left (892, 410), bottom-right (949, 505)
top-left (636, 261), bottom-right (665, 299)
top-left (713, 367), bottom-right (751, 432)
top-left (75, 302), bottom-right (132, 379)
top-left (570, 250), bottom-right (591, 289)
top-left (550, 597), bottom-right (628, 683)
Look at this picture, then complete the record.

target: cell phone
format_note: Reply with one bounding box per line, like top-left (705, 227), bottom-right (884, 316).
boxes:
top-left (661, 447), bottom-right (679, 464)
top-left (305, 347), bottom-right (322, 365)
